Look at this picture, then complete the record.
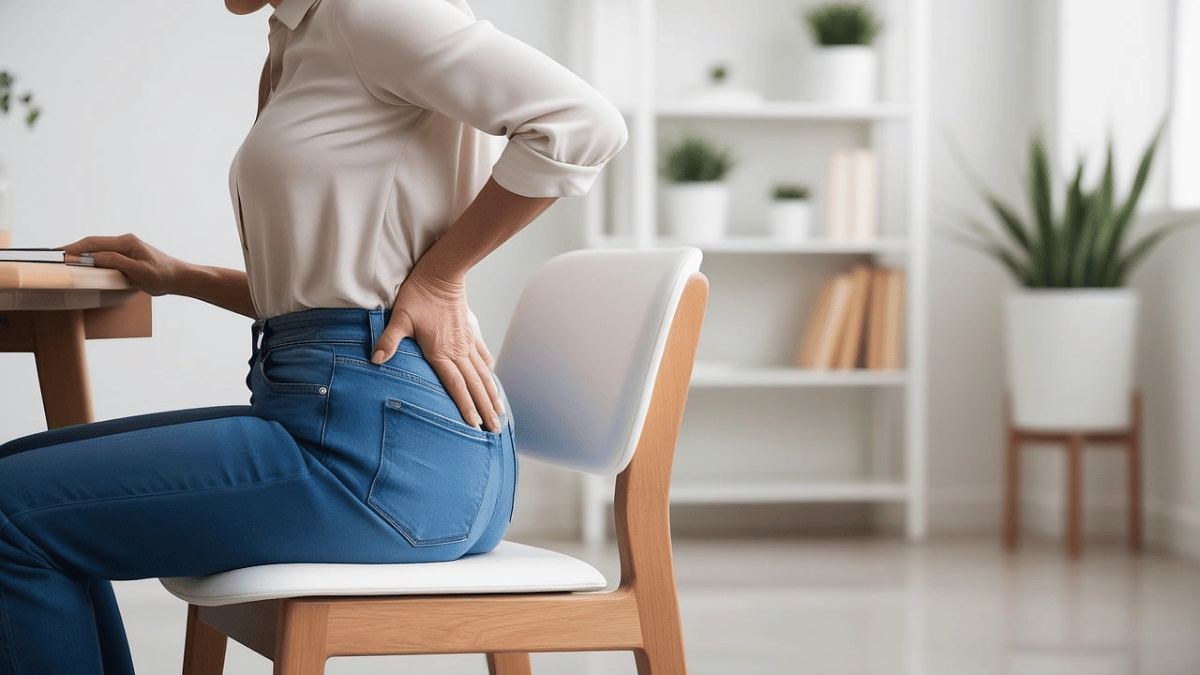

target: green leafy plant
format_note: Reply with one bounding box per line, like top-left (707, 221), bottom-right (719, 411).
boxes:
top-left (949, 124), bottom-right (1197, 288)
top-left (661, 137), bottom-right (735, 183)
top-left (710, 64), bottom-right (728, 85)
top-left (0, 71), bottom-right (42, 128)
top-left (772, 183), bottom-right (811, 200)
top-left (804, 3), bottom-right (883, 47)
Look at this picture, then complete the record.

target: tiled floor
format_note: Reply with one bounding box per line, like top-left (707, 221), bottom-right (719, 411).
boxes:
top-left (114, 536), bottom-right (1200, 674)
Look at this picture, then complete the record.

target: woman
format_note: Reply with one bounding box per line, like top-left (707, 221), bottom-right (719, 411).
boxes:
top-left (0, 0), bottom-right (626, 671)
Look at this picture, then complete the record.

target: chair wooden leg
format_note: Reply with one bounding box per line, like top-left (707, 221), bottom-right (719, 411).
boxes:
top-left (634, 639), bottom-right (687, 675)
top-left (183, 605), bottom-right (228, 675)
top-left (487, 652), bottom-right (533, 675)
top-left (1128, 392), bottom-right (1144, 552)
top-left (273, 602), bottom-right (329, 675)
top-left (1066, 434), bottom-right (1084, 559)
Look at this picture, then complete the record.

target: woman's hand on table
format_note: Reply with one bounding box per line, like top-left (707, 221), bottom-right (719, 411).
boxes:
top-left (62, 234), bottom-right (184, 297)
top-left (372, 267), bottom-right (503, 434)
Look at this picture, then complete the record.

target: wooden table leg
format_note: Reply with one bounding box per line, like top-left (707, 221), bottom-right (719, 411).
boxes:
top-left (32, 310), bottom-right (94, 429)
top-left (1066, 433), bottom-right (1084, 559)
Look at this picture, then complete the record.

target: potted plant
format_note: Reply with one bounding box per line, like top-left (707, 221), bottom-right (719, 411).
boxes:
top-left (682, 63), bottom-right (763, 109)
top-left (768, 183), bottom-right (812, 241)
top-left (950, 126), bottom-right (1196, 430)
top-left (0, 70), bottom-right (42, 248)
top-left (803, 3), bottom-right (883, 105)
top-left (660, 136), bottom-right (735, 242)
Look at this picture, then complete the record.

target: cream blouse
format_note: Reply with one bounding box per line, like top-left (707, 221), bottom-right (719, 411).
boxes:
top-left (231, 0), bottom-right (628, 318)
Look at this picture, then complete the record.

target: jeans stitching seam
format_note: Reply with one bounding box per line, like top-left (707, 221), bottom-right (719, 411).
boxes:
top-left (333, 356), bottom-right (444, 395)
top-left (0, 472), bottom-right (315, 525)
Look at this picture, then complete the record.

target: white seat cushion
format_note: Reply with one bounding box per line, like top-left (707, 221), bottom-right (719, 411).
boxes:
top-left (160, 541), bottom-right (607, 607)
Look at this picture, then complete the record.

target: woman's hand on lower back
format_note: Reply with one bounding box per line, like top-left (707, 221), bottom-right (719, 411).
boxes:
top-left (62, 234), bottom-right (184, 297)
top-left (372, 267), bottom-right (503, 434)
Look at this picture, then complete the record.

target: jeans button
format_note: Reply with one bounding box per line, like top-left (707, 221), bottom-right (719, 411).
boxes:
top-left (318, 386), bottom-right (328, 395)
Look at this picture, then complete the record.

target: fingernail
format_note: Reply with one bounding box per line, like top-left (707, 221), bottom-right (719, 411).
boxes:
top-left (372, 350), bottom-right (386, 364)
top-left (490, 416), bottom-right (500, 431)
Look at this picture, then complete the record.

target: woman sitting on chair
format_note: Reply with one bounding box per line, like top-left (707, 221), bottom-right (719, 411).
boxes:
top-left (0, 0), bottom-right (626, 672)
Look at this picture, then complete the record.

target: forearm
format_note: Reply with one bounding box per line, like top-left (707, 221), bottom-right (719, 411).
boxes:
top-left (173, 263), bottom-right (257, 319)
top-left (413, 178), bottom-right (557, 283)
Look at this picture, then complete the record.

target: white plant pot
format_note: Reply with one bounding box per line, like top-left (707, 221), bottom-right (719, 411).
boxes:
top-left (664, 182), bottom-right (729, 242)
top-left (1005, 289), bottom-right (1139, 430)
top-left (768, 200), bottom-right (812, 241)
top-left (809, 46), bottom-right (877, 105)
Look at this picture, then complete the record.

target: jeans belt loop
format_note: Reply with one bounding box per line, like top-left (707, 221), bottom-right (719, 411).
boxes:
top-left (368, 310), bottom-right (385, 351)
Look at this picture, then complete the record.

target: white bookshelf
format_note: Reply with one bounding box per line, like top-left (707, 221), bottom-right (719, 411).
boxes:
top-left (653, 101), bottom-right (908, 121)
top-left (572, 0), bottom-right (930, 544)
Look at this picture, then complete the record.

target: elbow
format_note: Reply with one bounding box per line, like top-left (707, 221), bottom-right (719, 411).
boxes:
top-left (583, 93), bottom-right (628, 166)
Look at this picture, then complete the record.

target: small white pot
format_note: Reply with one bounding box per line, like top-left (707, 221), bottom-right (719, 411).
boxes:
top-left (1005, 289), bottom-right (1139, 430)
top-left (664, 182), bottom-right (729, 242)
top-left (768, 200), bottom-right (812, 241)
top-left (809, 46), bottom-right (877, 105)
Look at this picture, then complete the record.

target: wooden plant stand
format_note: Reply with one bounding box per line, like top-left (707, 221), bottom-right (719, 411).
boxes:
top-left (1002, 392), bottom-right (1143, 558)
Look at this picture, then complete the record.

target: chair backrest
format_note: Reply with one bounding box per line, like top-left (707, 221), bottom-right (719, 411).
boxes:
top-left (494, 247), bottom-right (703, 476)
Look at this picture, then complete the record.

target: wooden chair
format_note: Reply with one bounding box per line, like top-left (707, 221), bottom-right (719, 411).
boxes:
top-left (161, 247), bottom-right (709, 675)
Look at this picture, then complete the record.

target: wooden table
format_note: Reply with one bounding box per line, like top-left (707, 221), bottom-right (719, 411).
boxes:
top-left (0, 262), bottom-right (151, 429)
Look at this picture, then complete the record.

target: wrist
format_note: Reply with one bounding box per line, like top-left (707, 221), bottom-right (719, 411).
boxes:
top-left (410, 256), bottom-right (468, 291)
top-left (168, 260), bottom-right (203, 298)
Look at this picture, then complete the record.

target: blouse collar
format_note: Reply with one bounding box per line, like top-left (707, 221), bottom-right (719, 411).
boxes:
top-left (272, 0), bottom-right (321, 30)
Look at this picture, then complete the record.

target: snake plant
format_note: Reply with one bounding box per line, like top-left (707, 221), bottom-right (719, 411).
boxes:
top-left (951, 125), bottom-right (1195, 288)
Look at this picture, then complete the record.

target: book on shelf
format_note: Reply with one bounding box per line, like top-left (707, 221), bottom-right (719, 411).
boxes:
top-left (882, 269), bottom-right (907, 369)
top-left (823, 148), bottom-right (878, 243)
top-left (798, 264), bottom-right (905, 371)
top-left (797, 274), bottom-right (838, 368)
top-left (834, 265), bottom-right (873, 369)
top-left (866, 267), bottom-right (890, 369)
top-left (0, 248), bottom-right (95, 266)
top-left (799, 273), bottom-right (852, 369)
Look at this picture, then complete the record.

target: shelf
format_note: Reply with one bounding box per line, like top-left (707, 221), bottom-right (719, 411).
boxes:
top-left (659, 236), bottom-right (909, 255)
top-left (602, 480), bottom-right (910, 504)
top-left (590, 235), bottom-right (909, 255)
top-left (690, 366), bottom-right (907, 388)
top-left (649, 101), bottom-right (909, 121)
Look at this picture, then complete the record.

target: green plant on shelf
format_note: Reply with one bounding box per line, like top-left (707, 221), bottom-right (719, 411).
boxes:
top-left (0, 71), bottom-right (42, 128)
top-left (948, 123), bottom-right (1199, 288)
top-left (772, 183), bottom-right (811, 200)
top-left (709, 64), bottom-right (728, 85)
top-left (804, 3), bottom-right (883, 47)
top-left (660, 136), bottom-right (735, 183)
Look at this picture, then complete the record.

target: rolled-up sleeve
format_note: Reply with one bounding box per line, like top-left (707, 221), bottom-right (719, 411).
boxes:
top-left (336, 0), bottom-right (628, 198)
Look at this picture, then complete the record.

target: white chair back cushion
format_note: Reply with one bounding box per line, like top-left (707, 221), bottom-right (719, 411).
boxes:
top-left (494, 247), bottom-right (702, 476)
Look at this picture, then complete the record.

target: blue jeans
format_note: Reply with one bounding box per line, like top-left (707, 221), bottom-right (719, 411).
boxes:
top-left (0, 308), bottom-right (517, 674)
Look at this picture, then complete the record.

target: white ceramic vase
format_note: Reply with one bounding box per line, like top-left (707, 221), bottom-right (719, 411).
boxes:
top-left (809, 46), bottom-right (877, 105)
top-left (768, 200), bottom-right (812, 241)
top-left (664, 182), bottom-right (729, 243)
top-left (1005, 289), bottom-right (1139, 430)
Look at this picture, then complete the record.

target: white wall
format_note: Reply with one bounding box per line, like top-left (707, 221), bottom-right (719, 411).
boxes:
top-left (920, 0), bottom-right (1040, 535)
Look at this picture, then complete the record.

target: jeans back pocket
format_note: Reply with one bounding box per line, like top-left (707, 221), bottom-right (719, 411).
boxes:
top-left (368, 399), bottom-right (498, 547)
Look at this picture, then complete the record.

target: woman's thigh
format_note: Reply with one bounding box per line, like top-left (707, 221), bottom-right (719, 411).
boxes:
top-left (0, 411), bottom-right (408, 581)
top-left (0, 406), bottom-right (254, 460)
